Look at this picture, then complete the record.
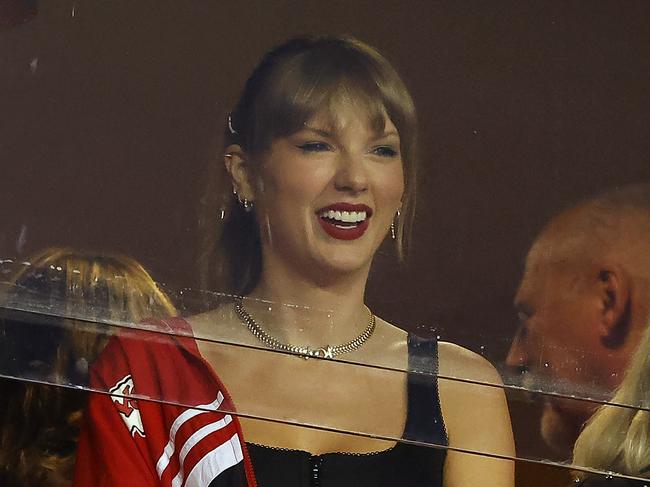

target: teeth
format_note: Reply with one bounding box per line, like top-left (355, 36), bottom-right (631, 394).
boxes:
top-left (320, 210), bottom-right (367, 223)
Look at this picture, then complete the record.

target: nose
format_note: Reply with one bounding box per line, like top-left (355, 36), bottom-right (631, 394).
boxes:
top-left (334, 151), bottom-right (368, 194)
top-left (506, 326), bottom-right (529, 371)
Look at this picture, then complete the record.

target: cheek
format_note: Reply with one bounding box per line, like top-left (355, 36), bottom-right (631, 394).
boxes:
top-left (262, 162), bottom-right (331, 201)
top-left (378, 165), bottom-right (405, 205)
top-left (258, 170), bottom-right (329, 237)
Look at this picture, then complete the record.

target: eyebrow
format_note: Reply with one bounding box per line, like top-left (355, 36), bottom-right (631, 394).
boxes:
top-left (302, 126), bottom-right (334, 137)
top-left (301, 125), bottom-right (400, 140)
top-left (373, 130), bottom-right (400, 140)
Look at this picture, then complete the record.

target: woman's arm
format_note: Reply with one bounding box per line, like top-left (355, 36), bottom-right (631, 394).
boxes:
top-left (438, 342), bottom-right (515, 487)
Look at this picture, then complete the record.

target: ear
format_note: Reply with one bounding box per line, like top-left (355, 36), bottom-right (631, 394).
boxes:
top-left (224, 144), bottom-right (256, 202)
top-left (597, 266), bottom-right (631, 344)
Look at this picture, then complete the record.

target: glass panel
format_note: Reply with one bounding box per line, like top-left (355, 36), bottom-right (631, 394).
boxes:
top-left (2, 283), bottom-right (649, 483)
top-left (2, 2), bottom-right (650, 486)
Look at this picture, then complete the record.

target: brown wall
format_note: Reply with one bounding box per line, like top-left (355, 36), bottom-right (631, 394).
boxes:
top-left (2, 1), bottom-right (650, 484)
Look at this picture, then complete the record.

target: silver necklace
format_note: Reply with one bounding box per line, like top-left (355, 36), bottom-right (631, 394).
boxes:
top-left (234, 300), bottom-right (376, 359)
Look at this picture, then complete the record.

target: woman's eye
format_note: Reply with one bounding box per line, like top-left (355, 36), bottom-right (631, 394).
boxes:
top-left (372, 145), bottom-right (399, 157)
top-left (297, 142), bottom-right (331, 153)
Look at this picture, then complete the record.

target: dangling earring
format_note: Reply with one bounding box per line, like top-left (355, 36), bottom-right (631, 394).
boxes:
top-left (233, 187), bottom-right (253, 212)
top-left (391, 209), bottom-right (401, 240)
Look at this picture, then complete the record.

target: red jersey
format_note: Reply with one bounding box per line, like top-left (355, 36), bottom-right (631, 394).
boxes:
top-left (73, 317), bottom-right (257, 487)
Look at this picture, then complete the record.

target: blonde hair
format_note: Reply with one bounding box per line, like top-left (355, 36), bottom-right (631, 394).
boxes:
top-left (0, 247), bottom-right (177, 486)
top-left (573, 319), bottom-right (650, 479)
top-left (199, 35), bottom-right (418, 294)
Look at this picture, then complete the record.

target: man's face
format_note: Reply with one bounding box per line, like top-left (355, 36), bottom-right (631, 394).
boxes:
top-left (506, 239), bottom-right (609, 454)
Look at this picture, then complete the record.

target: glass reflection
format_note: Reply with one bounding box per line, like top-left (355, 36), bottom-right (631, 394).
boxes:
top-left (0, 247), bottom-right (176, 486)
top-left (1, 2), bottom-right (648, 482)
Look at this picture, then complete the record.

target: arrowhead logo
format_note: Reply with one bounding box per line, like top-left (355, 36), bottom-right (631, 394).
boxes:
top-left (109, 375), bottom-right (146, 437)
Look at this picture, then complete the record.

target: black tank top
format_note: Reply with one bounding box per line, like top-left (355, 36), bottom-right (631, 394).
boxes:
top-left (246, 334), bottom-right (448, 486)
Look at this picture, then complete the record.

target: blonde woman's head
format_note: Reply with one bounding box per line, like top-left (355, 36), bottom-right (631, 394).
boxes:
top-left (572, 317), bottom-right (650, 480)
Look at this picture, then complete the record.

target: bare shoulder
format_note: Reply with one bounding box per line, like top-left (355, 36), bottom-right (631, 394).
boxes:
top-left (437, 342), bottom-right (515, 486)
top-left (437, 341), bottom-right (504, 386)
top-left (437, 341), bottom-right (507, 415)
top-left (351, 315), bottom-right (408, 369)
top-left (373, 315), bottom-right (408, 344)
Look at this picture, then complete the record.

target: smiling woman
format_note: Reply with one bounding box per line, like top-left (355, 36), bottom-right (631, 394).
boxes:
top-left (226, 105), bottom-right (404, 286)
top-left (213, 36), bottom-right (417, 296)
top-left (73, 36), bottom-right (514, 487)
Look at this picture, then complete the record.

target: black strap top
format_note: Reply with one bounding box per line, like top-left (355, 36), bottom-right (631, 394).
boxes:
top-left (245, 334), bottom-right (448, 487)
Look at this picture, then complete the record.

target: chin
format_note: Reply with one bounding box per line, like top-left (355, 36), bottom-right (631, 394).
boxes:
top-left (320, 257), bottom-right (369, 276)
top-left (315, 244), bottom-right (375, 272)
top-left (540, 401), bottom-right (584, 457)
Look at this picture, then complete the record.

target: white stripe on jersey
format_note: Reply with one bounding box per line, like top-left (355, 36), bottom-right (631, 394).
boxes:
top-left (170, 414), bottom-right (234, 487)
top-left (156, 391), bottom-right (225, 479)
top-left (183, 433), bottom-right (244, 487)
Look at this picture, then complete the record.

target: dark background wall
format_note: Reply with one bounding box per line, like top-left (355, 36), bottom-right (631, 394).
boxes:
top-left (2, 1), bottom-right (649, 484)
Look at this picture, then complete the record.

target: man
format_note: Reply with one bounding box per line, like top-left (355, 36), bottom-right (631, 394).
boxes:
top-left (506, 183), bottom-right (650, 456)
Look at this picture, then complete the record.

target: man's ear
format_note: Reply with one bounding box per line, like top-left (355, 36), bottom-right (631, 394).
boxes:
top-left (598, 267), bottom-right (632, 347)
top-left (224, 144), bottom-right (255, 202)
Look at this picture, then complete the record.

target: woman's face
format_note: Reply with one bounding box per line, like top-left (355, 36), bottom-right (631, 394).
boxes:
top-left (252, 105), bottom-right (405, 281)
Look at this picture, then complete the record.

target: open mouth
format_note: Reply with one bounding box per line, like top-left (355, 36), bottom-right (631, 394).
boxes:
top-left (316, 204), bottom-right (372, 240)
top-left (318, 209), bottom-right (368, 228)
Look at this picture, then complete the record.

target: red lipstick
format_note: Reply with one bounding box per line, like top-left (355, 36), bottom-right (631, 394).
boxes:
top-left (316, 203), bottom-right (372, 241)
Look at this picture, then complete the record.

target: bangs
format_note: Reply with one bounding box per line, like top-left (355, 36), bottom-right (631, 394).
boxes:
top-left (247, 42), bottom-right (414, 152)
top-left (274, 77), bottom-right (390, 137)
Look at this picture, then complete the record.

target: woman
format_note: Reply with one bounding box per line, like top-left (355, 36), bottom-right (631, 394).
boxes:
top-left (0, 247), bottom-right (177, 486)
top-left (572, 318), bottom-right (650, 486)
top-left (74, 36), bottom-right (514, 486)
